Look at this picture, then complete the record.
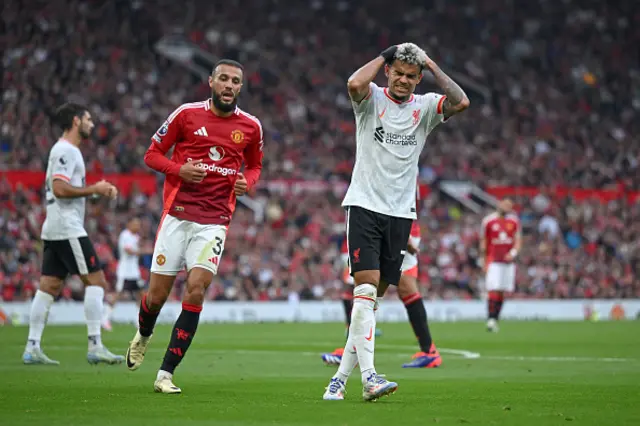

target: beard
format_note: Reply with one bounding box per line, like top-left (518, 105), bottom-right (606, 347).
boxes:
top-left (79, 127), bottom-right (91, 139)
top-left (212, 90), bottom-right (238, 113)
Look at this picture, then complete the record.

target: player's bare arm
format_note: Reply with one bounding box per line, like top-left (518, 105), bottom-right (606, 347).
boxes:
top-left (52, 179), bottom-right (116, 199)
top-left (347, 46), bottom-right (397, 102)
top-left (424, 57), bottom-right (470, 119)
top-left (479, 233), bottom-right (487, 272)
top-left (505, 227), bottom-right (522, 262)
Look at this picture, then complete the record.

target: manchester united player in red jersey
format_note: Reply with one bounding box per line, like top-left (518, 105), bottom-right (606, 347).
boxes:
top-left (480, 199), bottom-right (521, 332)
top-left (125, 59), bottom-right (264, 394)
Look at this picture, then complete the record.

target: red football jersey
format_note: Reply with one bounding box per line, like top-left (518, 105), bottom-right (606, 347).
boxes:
top-left (481, 212), bottom-right (520, 263)
top-left (145, 99), bottom-right (263, 225)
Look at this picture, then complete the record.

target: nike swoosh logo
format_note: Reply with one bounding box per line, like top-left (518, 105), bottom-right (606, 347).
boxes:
top-left (378, 107), bottom-right (386, 119)
top-left (126, 349), bottom-right (135, 368)
top-left (365, 327), bottom-right (373, 341)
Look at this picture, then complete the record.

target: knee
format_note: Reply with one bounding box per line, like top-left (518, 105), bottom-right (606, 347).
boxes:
top-left (353, 270), bottom-right (380, 286)
top-left (184, 281), bottom-right (207, 306)
top-left (398, 282), bottom-right (416, 300)
top-left (353, 283), bottom-right (377, 301)
top-left (85, 271), bottom-right (109, 290)
top-left (184, 284), bottom-right (206, 306)
top-left (39, 277), bottom-right (63, 296)
top-left (147, 287), bottom-right (169, 310)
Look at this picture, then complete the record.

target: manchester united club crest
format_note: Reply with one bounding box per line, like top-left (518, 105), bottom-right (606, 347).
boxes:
top-left (156, 254), bottom-right (166, 266)
top-left (507, 222), bottom-right (514, 231)
top-left (231, 129), bottom-right (244, 144)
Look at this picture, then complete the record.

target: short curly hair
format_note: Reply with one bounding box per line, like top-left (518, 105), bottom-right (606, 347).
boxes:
top-left (393, 43), bottom-right (428, 70)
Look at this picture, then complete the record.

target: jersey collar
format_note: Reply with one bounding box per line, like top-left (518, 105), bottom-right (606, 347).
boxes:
top-left (384, 88), bottom-right (414, 104)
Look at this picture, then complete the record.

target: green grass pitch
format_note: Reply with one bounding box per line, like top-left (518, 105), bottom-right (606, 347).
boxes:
top-left (1, 321), bottom-right (639, 426)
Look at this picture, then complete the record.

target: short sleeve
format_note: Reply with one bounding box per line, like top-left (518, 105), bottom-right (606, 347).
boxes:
top-left (151, 107), bottom-right (185, 153)
top-left (351, 82), bottom-right (382, 116)
top-left (51, 146), bottom-right (77, 183)
top-left (420, 93), bottom-right (447, 134)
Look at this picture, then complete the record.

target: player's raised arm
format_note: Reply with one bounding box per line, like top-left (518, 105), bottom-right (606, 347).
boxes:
top-left (144, 109), bottom-right (206, 183)
top-left (423, 55), bottom-right (470, 119)
top-left (347, 46), bottom-right (398, 103)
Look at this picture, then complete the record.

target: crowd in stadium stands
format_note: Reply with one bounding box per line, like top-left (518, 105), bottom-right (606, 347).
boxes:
top-left (2, 0), bottom-right (639, 301)
top-left (2, 181), bottom-right (639, 302)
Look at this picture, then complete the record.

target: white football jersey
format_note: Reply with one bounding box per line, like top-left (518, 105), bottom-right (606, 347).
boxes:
top-left (41, 139), bottom-right (88, 240)
top-left (117, 229), bottom-right (141, 280)
top-left (342, 83), bottom-right (446, 219)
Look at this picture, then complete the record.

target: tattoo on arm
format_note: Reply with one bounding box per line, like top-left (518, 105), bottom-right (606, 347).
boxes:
top-left (429, 64), bottom-right (468, 117)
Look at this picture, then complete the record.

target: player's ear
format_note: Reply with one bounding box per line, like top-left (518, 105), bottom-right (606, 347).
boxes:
top-left (208, 75), bottom-right (214, 87)
top-left (384, 64), bottom-right (390, 78)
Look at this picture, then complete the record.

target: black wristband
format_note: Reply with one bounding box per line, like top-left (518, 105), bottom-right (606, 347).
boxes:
top-left (380, 46), bottom-right (398, 63)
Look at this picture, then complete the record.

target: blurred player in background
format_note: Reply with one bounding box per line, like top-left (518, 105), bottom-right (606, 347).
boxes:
top-left (480, 199), bottom-right (521, 332)
top-left (22, 103), bottom-right (123, 365)
top-left (125, 59), bottom-right (264, 394)
top-left (396, 220), bottom-right (441, 368)
top-left (102, 217), bottom-right (144, 331)
top-left (323, 43), bottom-right (469, 402)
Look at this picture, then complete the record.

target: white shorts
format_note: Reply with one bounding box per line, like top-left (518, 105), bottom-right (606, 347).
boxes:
top-left (485, 262), bottom-right (516, 292)
top-left (151, 214), bottom-right (228, 276)
top-left (401, 252), bottom-right (418, 273)
top-left (341, 254), bottom-right (354, 285)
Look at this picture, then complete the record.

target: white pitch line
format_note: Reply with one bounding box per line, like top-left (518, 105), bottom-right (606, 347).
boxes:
top-left (10, 345), bottom-right (635, 363)
top-left (376, 344), bottom-right (481, 359)
top-left (483, 355), bottom-right (633, 363)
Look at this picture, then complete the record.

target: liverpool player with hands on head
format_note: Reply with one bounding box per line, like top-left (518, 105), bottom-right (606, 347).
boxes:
top-left (323, 43), bottom-right (469, 401)
top-left (480, 199), bottom-right (521, 332)
top-left (126, 59), bottom-right (264, 394)
top-left (23, 102), bottom-right (123, 366)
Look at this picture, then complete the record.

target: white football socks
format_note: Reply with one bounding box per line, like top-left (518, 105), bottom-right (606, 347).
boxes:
top-left (351, 283), bottom-right (377, 384)
top-left (26, 290), bottom-right (54, 351)
top-left (84, 286), bottom-right (104, 350)
top-left (336, 333), bottom-right (358, 383)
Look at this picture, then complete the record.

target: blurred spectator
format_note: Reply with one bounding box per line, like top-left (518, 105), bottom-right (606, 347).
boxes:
top-left (2, 0), bottom-right (639, 301)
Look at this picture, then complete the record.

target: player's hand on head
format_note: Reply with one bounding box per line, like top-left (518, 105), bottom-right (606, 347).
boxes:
top-left (380, 45), bottom-right (398, 63)
top-left (234, 173), bottom-right (248, 196)
top-left (179, 159), bottom-right (207, 183)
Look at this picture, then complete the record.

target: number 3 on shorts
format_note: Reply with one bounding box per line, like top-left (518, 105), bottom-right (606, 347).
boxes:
top-left (212, 236), bottom-right (223, 256)
top-left (190, 224), bottom-right (228, 275)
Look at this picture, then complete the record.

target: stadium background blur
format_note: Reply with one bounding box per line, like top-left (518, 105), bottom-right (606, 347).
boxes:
top-left (1, 0), bottom-right (639, 305)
